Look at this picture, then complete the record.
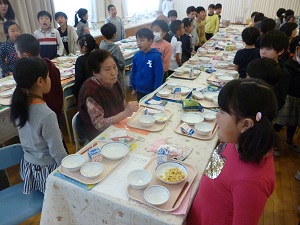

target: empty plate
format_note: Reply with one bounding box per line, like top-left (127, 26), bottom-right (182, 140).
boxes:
top-left (181, 113), bottom-right (204, 125)
top-left (101, 142), bottom-right (129, 160)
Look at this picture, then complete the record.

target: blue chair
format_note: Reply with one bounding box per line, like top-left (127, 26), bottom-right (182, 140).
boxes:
top-left (72, 112), bottom-right (88, 152)
top-left (0, 144), bottom-right (44, 225)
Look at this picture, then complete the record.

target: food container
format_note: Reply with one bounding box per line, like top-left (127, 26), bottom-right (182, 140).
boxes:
top-left (194, 122), bottom-right (213, 136)
top-left (127, 169), bottom-right (152, 189)
top-left (139, 115), bottom-right (156, 127)
top-left (62, 154), bottom-right (85, 172)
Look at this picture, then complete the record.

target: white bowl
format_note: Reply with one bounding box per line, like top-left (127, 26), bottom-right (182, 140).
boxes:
top-left (207, 50), bottom-right (217, 54)
top-left (223, 56), bottom-right (234, 62)
top-left (213, 96), bottom-right (218, 106)
top-left (57, 56), bottom-right (69, 62)
top-left (139, 115), bottom-right (155, 127)
top-left (216, 63), bottom-right (229, 68)
top-left (194, 122), bottom-right (213, 136)
top-left (204, 92), bottom-right (218, 101)
top-left (153, 112), bottom-right (170, 123)
top-left (198, 49), bottom-right (207, 56)
top-left (174, 68), bottom-right (184, 75)
top-left (80, 162), bottom-right (104, 179)
top-left (174, 86), bottom-right (192, 95)
top-left (62, 154), bottom-right (85, 172)
top-left (193, 69), bottom-right (200, 75)
top-left (0, 89), bottom-right (13, 98)
top-left (199, 57), bottom-right (210, 64)
top-left (192, 90), bottom-right (204, 99)
top-left (227, 70), bottom-right (238, 77)
top-left (215, 71), bottom-right (226, 77)
top-left (217, 75), bottom-right (234, 82)
top-left (1, 80), bottom-right (16, 88)
top-left (202, 111), bottom-right (217, 121)
top-left (158, 89), bottom-right (171, 97)
top-left (101, 142), bottom-right (129, 160)
top-left (189, 57), bottom-right (198, 63)
top-left (181, 113), bottom-right (204, 125)
top-left (155, 161), bottom-right (188, 184)
top-left (127, 169), bottom-right (152, 189)
top-left (144, 185), bottom-right (170, 206)
top-left (167, 81), bottom-right (178, 88)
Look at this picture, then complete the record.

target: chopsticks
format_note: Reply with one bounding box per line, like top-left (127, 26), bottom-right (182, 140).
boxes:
top-left (212, 123), bottom-right (218, 134)
top-left (172, 181), bottom-right (189, 208)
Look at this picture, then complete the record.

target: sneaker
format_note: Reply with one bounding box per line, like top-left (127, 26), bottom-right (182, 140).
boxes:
top-left (295, 171), bottom-right (300, 182)
top-left (286, 140), bottom-right (300, 153)
top-left (273, 147), bottom-right (280, 157)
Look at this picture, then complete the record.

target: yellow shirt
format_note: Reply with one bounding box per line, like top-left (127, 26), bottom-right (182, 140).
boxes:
top-left (205, 14), bottom-right (219, 34)
top-left (197, 20), bottom-right (207, 45)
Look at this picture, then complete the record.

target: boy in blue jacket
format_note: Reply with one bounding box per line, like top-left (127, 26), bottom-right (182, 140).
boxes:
top-left (131, 28), bottom-right (164, 101)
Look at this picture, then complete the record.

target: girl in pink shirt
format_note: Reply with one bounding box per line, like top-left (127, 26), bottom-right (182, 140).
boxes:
top-left (188, 79), bottom-right (278, 225)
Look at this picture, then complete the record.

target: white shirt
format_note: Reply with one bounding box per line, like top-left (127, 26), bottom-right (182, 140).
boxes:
top-left (162, 0), bottom-right (174, 17)
top-left (169, 36), bottom-right (182, 71)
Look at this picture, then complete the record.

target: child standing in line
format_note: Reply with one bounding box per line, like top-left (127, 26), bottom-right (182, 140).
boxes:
top-left (55, 11), bottom-right (78, 55)
top-left (215, 3), bottom-right (222, 21)
top-left (165, 10), bottom-right (178, 43)
top-left (0, 20), bottom-right (20, 77)
top-left (186, 6), bottom-right (199, 50)
top-left (180, 18), bottom-right (194, 63)
top-left (33, 10), bottom-right (64, 60)
top-left (204, 4), bottom-right (219, 40)
top-left (10, 57), bottom-right (68, 194)
top-left (74, 8), bottom-right (90, 37)
top-left (151, 19), bottom-right (172, 80)
top-left (105, 5), bottom-right (126, 42)
top-left (196, 6), bottom-right (207, 46)
top-left (100, 23), bottom-right (125, 92)
top-left (255, 18), bottom-right (276, 48)
top-left (168, 20), bottom-right (185, 75)
top-left (233, 27), bottom-right (260, 78)
top-left (188, 79), bottom-right (278, 225)
top-left (130, 28), bottom-right (164, 101)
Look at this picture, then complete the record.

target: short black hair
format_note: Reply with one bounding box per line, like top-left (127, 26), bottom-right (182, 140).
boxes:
top-left (0, 0), bottom-right (15, 21)
top-left (186, 6), bottom-right (196, 14)
top-left (196, 6), bottom-right (205, 14)
top-left (285, 9), bottom-right (294, 18)
top-left (87, 49), bottom-right (113, 74)
top-left (170, 20), bottom-right (183, 35)
top-left (280, 22), bottom-right (298, 38)
top-left (14, 34), bottom-right (40, 57)
top-left (37, 10), bottom-right (52, 21)
top-left (254, 12), bottom-right (265, 23)
top-left (208, 4), bottom-right (215, 9)
top-left (260, 30), bottom-right (289, 53)
top-left (107, 4), bottom-right (115, 12)
top-left (246, 58), bottom-right (281, 87)
top-left (182, 18), bottom-right (193, 28)
top-left (215, 3), bottom-right (222, 9)
top-left (251, 12), bottom-right (258, 18)
top-left (276, 8), bottom-right (286, 18)
top-left (55, 11), bottom-right (68, 20)
top-left (3, 20), bottom-right (19, 36)
top-left (289, 36), bottom-right (300, 54)
top-left (167, 10), bottom-right (177, 18)
top-left (101, 23), bottom-right (116, 40)
top-left (260, 18), bottom-right (276, 34)
top-left (151, 20), bottom-right (169, 33)
top-left (136, 28), bottom-right (154, 40)
top-left (242, 27), bottom-right (260, 45)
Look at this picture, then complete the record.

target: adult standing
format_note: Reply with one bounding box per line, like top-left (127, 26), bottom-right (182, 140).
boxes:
top-left (0, 0), bottom-right (16, 44)
top-left (162, 0), bottom-right (174, 17)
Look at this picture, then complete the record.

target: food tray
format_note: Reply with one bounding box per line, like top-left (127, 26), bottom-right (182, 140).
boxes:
top-left (155, 85), bottom-right (192, 101)
top-left (128, 157), bottom-right (197, 212)
top-left (127, 108), bottom-right (172, 132)
top-left (59, 141), bottom-right (126, 185)
top-left (196, 97), bottom-right (218, 108)
top-left (174, 119), bottom-right (217, 140)
top-left (171, 71), bottom-right (201, 80)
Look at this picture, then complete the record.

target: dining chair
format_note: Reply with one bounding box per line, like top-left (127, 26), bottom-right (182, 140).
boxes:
top-left (72, 112), bottom-right (88, 152)
top-left (62, 83), bottom-right (77, 143)
top-left (0, 144), bottom-right (44, 225)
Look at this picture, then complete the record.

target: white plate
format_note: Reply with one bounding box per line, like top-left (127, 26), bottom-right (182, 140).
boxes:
top-left (217, 75), bottom-right (234, 82)
top-left (174, 86), bottom-right (192, 95)
top-left (181, 113), bottom-right (204, 125)
top-left (204, 92), bottom-right (219, 101)
top-left (155, 161), bottom-right (188, 184)
top-left (61, 72), bottom-right (73, 78)
top-left (2, 80), bottom-right (16, 88)
top-left (153, 112), bottom-right (170, 123)
top-left (192, 90), bottom-right (204, 99)
top-left (101, 142), bottom-right (129, 160)
top-left (0, 89), bottom-right (13, 98)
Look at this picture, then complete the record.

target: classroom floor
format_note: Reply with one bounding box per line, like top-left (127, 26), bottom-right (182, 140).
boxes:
top-left (4, 89), bottom-right (300, 225)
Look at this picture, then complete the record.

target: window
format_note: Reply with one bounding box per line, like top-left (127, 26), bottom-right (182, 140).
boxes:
top-left (126, 0), bottom-right (160, 17)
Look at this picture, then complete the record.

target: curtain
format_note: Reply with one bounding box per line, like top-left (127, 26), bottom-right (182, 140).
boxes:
top-left (10, 0), bottom-right (56, 34)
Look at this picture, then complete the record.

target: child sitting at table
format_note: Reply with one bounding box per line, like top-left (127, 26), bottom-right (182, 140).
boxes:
top-left (55, 11), bottom-right (78, 55)
top-left (10, 57), bottom-right (68, 194)
top-left (168, 20), bottom-right (185, 75)
top-left (105, 4), bottom-right (126, 42)
top-left (0, 20), bottom-right (20, 77)
top-left (188, 79), bottom-right (278, 225)
top-left (100, 23), bottom-right (125, 92)
top-left (74, 34), bottom-right (99, 101)
top-left (130, 28), bottom-right (164, 101)
top-left (33, 10), bottom-right (64, 60)
top-left (78, 49), bottom-right (139, 141)
top-left (74, 8), bottom-right (90, 37)
top-left (151, 19), bottom-right (172, 80)
top-left (180, 18), bottom-right (194, 63)
top-left (233, 27), bottom-right (260, 78)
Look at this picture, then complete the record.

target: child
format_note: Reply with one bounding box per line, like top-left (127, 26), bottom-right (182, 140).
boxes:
top-left (55, 11), bottom-right (78, 55)
top-left (10, 57), bottom-right (68, 194)
top-left (74, 8), bottom-right (90, 37)
top-left (169, 20), bottom-right (185, 75)
top-left (180, 18), bottom-right (194, 63)
top-left (100, 23), bottom-right (125, 92)
top-left (196, 6), bottom-right (207, 46)
top-left (0, 20), bottom-right (20, 77)
top-left (233, 27), bottom-right (260, 78)
top-left (162, 0), bottom-right (174, 17)
top-left (188, 79), bottom-right (278, 225)
top-left (0, 0), bottom-right (16, 44)
top-left (186, 6), bottom-right (199, 50)
top-left (105, 5), bottom-right (126, 42)
top-left (33, 10), bottom-right (64, 60)
top-left (204, 4), bottom-right (219, 40)
top-left (74, 34), bottom-right (99, 101)
top-left (151, 19), bottom-right (172, 80)
top-left (165, 10), bottom-right (178, 43)
top-left (14, 34), bottom-right (63, 120)
top-left (78, 49), bottom-right (139, 141)
top-left (215, 3), bottom-right (222, 21)
top-left (275, 8), bottom-right (286, 30)
top-left (255, 18), bottom-right (276, 48)
top-left (130, 28), bottom-right (164, 101)
top-left (248, 11), bottom-right (258, 27)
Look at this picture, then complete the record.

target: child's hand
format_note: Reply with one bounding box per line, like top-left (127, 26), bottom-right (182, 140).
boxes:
top-left (132, 90), bottom-right (137, 97)
top-left (124, 101), bottom-right (139, 117)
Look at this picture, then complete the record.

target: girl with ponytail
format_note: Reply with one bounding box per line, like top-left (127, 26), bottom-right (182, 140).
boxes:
top-left (74, 8), bottom-right (89, 37)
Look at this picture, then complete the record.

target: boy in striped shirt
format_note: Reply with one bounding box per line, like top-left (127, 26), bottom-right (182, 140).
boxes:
top-left (34, 10), bottom-right (63, 60)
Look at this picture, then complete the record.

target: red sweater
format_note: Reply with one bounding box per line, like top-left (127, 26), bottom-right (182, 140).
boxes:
top-left (188, 143), bottom-right (275, 225)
